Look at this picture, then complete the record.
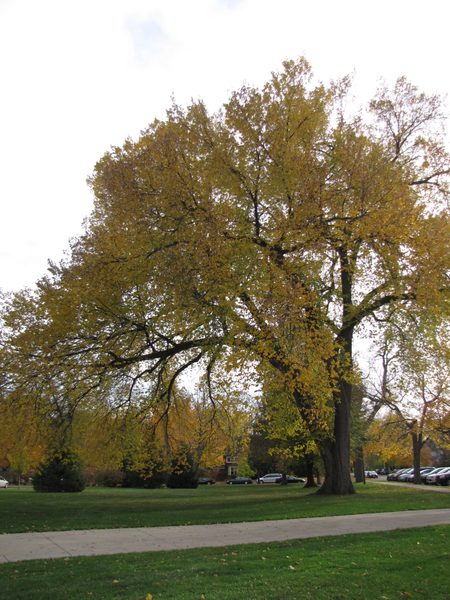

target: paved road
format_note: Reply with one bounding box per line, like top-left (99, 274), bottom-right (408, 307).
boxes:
top-left (1, 509), bottom-right (449, 563)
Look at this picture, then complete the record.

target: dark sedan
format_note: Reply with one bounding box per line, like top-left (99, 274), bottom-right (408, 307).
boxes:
top-left (275, 475), bottom-right (305, 484)
top-left (387, 468), bottom-right (409, 481)
top-left (436, 468), bottom-right (450, 486)
top-left (438, 473), bottom-right (450, 486)
top-left (226, 477), bottom-right (253, 485)
top-left (197, 477), bottom-right (215, 485)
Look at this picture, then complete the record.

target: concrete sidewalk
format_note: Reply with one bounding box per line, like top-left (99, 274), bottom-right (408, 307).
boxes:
top-left (1, 509), bottom-right (449, 564)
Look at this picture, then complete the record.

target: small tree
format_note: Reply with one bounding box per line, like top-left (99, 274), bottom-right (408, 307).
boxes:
top-left (166, 446), bottom-right (198, 489)
top-left (33, 452), bottom-right (85, 492)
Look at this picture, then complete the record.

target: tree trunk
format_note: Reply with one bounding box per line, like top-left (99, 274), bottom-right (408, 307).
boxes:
top-left (315, 468), bottom-right (321, 485)
top-left (303, 455), bottom-right (317, 488)
top-left (412, 431), bottom-right (423, 484)
top-left (318, 327), bottom-right (355, 495)
top-left (318, 385), bottom-right (355, 495)
top-left (317, 247), bottom-right (356, 495)
top-left (354, 446), bottom-right (366, 483)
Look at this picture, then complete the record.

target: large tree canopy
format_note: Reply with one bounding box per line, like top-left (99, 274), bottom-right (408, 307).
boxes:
top-left (1, 59), bottom-right (448, 494)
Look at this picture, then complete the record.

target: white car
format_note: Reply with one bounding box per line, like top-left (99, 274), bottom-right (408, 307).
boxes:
top-left (0, 477), bottom-right (8, 488)
top-left (257, 473), bottom-right (283, 484)
top-left (364, 470), bottom-right (379, 479)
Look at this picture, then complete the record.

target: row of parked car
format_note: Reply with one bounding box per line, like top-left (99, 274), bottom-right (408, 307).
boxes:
top-left (198, 473), bottom-right (305, 485)
top-left (386, 466), bottom-right (450, 485)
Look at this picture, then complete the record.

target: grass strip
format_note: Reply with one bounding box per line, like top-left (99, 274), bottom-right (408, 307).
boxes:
top-left (0, 483), bottom-right (448, 534)
top-left (1, 525), bottom-right (449, 599)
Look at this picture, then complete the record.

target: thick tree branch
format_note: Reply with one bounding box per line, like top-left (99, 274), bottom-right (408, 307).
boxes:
top-left (104, 336), bottom-right (222, 369)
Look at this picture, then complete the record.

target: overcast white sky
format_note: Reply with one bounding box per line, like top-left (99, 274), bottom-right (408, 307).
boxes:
top-left (1, 0), bottom-right (449, 293)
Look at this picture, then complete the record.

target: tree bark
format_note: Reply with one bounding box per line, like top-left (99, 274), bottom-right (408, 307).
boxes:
top-left (318, 323), bottom-right (355, 495)
top-left (318, 383), bottom-right (355, 494)
top-left (412, 431), bottom-right (423, 484)
top-left (354, 446), bottom-right (366, 483)
top-left (303, 455), bottom-right (317, 488)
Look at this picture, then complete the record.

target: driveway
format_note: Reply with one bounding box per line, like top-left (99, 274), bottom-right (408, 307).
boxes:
top-left (368, 479), bottom-right (450, 493)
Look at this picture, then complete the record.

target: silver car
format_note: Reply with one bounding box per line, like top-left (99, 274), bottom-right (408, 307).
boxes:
top-left (0, 477), bottom-right (8, 488)
top-left (257, 473), bottom-right (283, 484)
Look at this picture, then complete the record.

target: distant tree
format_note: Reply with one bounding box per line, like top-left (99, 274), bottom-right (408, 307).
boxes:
top-left (366, 312), bottom-right (449, 481)
top-left (247, 409), bottom-right (315, 481)
top-left (0, 396), bottom-right (46, 483)
top-left (248, 415), bottom-right (281, 476)
top-left (351, 384), bottom-right (385, 483)
top-left (365, 414), bottom-right (415, 468)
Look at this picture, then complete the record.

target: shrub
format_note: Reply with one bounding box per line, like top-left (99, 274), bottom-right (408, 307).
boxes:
top-left (94, 469), bottom-right (125, 487)
top-left (32, 453), bottom-right (86, 492)
top-left (143, 469), bottom-right (168, 488)
top-left (166, 449), bottom-right (198, 489)
top-left (122, 469), bottom-right (146, 488)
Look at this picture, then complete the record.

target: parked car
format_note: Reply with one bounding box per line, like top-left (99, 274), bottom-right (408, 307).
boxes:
top-left (426, 467), bottom-right (450, 485)
top-left (197, 477), bottom-right (215, 485)
top-left (421, 467), bottom-right (446, 483)
top-left (275, 475), bottom-right (305, 484)
top-left (257, 473), bottom-right (283, 484)
top-left (0, 477), bottom-right (8, 488)
top-left (226, 477), bottom-right (253, 485)
top-left (387, 468), bottom-right (408, 481)
top-left (397, 468), bottom-right (414, 481)
top-left (434, 467), bottom-right (450, 485)
top-left (437, 470), bottom-right (450, 486)
top-left (364, 470), bottom-right (379, 479)
top-left (403, 467), bottom-right (434, 483)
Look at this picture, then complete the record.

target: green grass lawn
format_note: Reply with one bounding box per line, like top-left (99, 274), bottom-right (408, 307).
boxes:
top-left (0, 482), bottom-right (449, 533)
top-left (1, 525), bottom-right (449, 599)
